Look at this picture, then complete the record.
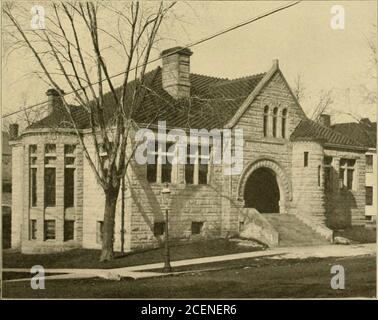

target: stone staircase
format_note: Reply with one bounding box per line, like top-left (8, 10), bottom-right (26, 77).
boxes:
top-left (264, 214), bottom-right (330, 247)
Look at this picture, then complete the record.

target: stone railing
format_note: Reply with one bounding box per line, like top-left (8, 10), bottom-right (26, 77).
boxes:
top-left (295, 214), bottom-right (333, 242)
top-left (239, 208), bottom-right (279, 247)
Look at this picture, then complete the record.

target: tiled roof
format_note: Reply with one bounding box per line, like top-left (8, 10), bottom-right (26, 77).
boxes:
top-left (290, 119), bottom-right (366, 148)
top-left (331, 120), bottom-right (376, 148)
top-left (27, 67), bottom-right (265, 130)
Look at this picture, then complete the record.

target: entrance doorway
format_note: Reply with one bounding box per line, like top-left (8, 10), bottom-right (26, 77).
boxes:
top-left (244, 167), bottom-right (280, 213)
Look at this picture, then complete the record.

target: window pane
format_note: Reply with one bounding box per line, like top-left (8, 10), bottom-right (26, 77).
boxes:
top-left (29, 145), bottom-right (37, 154)
top-left (44, 220), bottom-right (55, 240)
top-left (346, 169), bottom-right (353, 190)
top-left (366, 155), bottom-right (373, 172)
top-left (146, 141), bottom-right (157, 183)
top-left (64, 168), bottom-right (75, 208)
top-left (30, 168), bottom-right (37, 207)
top-left (366, 186), bottom-right (373, 205)
top-left (191, 222), bottom-right (203, 235)
top-left (153, 222), bottom-right (165, 236)
top-left (64, 144), bottom-right (76, 154)
top-left (44, 168), bottom-right (56, 207)
top-left (339, 168), bottom-right (345, 188)
top-left (198, 164), bottom-right (208, 184)
top-left (263, 115), bottom-right (268, 137)
top-left (324, 167), bottom-right (332, 192)
top-left (185, 164), bottom-right (194, 184)
top-left (45, 144), bottom-right (56, 154)
top-left (30, 220), bottom-right (37, 240)
top-left (64, 220), bottom-right (74, 241)
top-left (304, 152), bottom-right (309, 167)
top-left (147, 163), bottom-right (157, 182)
top-left (281, 109), bottom-right (287, 138)
top-left (161, 163), bottom-right (172, 183)
top-left (324, 156), bottom-right (333, 165)
top-left (272, 108), bottom-right (278, 138)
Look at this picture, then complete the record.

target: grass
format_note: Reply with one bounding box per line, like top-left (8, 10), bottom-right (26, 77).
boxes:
top-left (2, 238), bottom-right (266, 270)
top-left (2, 256), bottom-right (375, 298)
top-left (334, 226), bottom-right (376, 244)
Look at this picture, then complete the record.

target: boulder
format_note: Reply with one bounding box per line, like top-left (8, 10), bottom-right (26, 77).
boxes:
top-left (333, 236), bottom-right (351, 245)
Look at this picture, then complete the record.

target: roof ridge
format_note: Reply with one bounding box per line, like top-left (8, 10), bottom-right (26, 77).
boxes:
top-left (228, 72), bottom-right (266, 82)
top-left (309, 119), bottom-right (363, 146)
top-left (189, 72), bottom-right (228, 81)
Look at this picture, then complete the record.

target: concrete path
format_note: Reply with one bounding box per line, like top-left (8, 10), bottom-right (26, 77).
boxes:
top-left (3, 243), bottom-right (376, 283)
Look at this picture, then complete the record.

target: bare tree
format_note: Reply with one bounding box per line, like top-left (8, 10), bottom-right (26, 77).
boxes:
top-left (292, 73), bottom-right (305, 103)
top-left (3, 1), bottom-right (176, 261)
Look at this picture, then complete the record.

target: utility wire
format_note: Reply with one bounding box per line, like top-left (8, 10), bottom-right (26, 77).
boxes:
top-left (2, 1), bottom-right (301, 119)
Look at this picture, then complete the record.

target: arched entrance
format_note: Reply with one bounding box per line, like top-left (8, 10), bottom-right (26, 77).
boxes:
top-left (244, 168), bottom-right (280, 213)
top-left (237, 158), bottom-right (292, 214)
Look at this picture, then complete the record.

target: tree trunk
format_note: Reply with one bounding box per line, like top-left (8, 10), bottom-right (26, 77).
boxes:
top-left (100, 185), bottom-right (120, 262)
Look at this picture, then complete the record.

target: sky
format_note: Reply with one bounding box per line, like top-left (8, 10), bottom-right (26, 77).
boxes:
top-left (2, 1), bottom-right (377, 125)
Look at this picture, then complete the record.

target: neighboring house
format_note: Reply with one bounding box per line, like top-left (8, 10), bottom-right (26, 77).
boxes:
top-left (10, 47), bottom-right (368, 254)
top-left (332, 119), bottom-right (377, 222)
top-left (2, 131), bottom-right (12, 248)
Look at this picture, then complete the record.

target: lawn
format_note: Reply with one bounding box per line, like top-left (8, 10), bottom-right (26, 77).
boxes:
top-left (2, 256), bottom-right (375, 298)
top-left (2, 238), bottom-right (265, 270)
top-left (334, 226), bottom-right (376, 244)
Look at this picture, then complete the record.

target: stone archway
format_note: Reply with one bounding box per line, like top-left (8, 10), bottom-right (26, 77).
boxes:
top-left (237, 158), bottom-right (291, 214)
top-left (244, 167), bottom-right (280, 213)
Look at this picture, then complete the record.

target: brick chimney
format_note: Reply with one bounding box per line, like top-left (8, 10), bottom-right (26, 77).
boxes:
top-left (319, 114), bottom-right (331, 127)
top-left (46, 88), bottom-right (64, 114)
top-left (161, 46), bottom-right (193, 99)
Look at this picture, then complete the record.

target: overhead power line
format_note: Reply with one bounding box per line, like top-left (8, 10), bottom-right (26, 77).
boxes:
top-left (2, 1), bottom-right (301, 119)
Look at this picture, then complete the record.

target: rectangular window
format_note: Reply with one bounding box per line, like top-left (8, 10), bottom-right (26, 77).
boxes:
top-left (191, 221), bottom-right (203, 235)
top-left (44, 220), bottom-right (55, 240)
top-left (323, 156), bottom-right (333, 192)
top-left (147, 141), bottom-right (158, 183)
top-left (324, 167), bottom-right (332, 192)
top-left (64, 168), bottom-right (75, 208)
top-left (96, 221), bottom-right (103, 244)
top-left (366, 186), bottom-right (373, 206)
top-left (185, 145), bottom-right (195, 184)
top-left (30, 220), bottom-right (37, 240)
top-left (198, 145), bottom-right (210, 185)
top-left (304, 152), bottom-right (309, 167)
top-left (153, 222), bottom-right (165, 236)
top-left (30, 168), bottom-right (37, 207)
top-left (29, 145), bottom-right (38, 207)
top-left (346, 169), bottom-right (354, 190)
top-left (64, 144), bottom-right (76, 155)
top-left (3, 183), bottom-right (12, 193)
top-left (161, 162), bottom-right (172, 183)
top-left (339, 159), bottom-right (356, 190)
top-left (44, 168), bottom-right (56, 207)
top-left (64, 220), bottom-right (74, 241)
top-left (161, 142), bottom-right (174, 183)
top-left (366, 155), bottom-right (373, 173)
top-left (45, 144), bottom-right (56, 154)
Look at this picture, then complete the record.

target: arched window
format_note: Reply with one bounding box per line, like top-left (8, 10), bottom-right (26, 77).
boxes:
top-left (281, 108), bottom-right (287, 138)
top-left (263, 106), bottom-right (269, 137)
top-left (272, 107), bottom-right (278, 137)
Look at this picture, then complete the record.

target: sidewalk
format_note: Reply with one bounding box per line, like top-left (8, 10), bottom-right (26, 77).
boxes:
top-left (3, 243), bottom-right (376, 282)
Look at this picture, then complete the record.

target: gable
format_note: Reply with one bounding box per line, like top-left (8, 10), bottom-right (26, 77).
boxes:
top-left (230, 66), bottom-right (307, 141)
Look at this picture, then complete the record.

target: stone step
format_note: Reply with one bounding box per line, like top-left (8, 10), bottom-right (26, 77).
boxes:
top-left (263, 213), bottom-right (330, 247)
